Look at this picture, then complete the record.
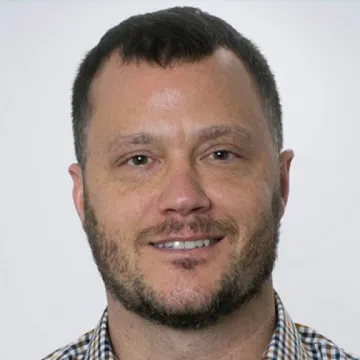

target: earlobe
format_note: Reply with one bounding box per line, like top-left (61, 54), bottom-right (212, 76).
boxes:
top-left (69, 163), bottom-right (85, 223)
top-left (279, 149), bottom-right (295, 215)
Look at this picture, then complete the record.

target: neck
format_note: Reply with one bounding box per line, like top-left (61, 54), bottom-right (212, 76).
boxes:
top-left (107, 280), bottom-right (276, 360)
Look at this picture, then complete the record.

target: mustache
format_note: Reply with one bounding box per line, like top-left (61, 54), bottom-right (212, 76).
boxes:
top-left (135, 215), bottom-right (239, 244)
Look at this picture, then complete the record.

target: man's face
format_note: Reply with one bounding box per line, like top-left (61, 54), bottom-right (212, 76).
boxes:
top-left (70, 49), bottom-right (293, 329)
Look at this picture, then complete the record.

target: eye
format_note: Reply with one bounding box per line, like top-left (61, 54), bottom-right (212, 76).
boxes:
top-left (126, 155), bottom-right (153, 167)
top-left (209, 150), bottom-right (234, 161)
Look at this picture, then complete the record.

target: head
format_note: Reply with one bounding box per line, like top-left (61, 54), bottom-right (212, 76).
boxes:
top-left (69, 6), bottom-right (293, 330)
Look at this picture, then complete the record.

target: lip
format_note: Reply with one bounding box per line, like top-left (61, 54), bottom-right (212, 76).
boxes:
top-left (149, 234), bottom-right (223, 246)
top-left (148, 237), bottom-right (225, 257)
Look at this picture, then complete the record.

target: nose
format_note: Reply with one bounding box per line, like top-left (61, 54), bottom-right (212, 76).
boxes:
top-left (157, 164), bottom-right (211, 217)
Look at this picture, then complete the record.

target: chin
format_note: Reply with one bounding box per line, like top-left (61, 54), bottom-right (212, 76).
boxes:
top-left (163, 288), bottom-right (215, 311)
top-left (147, 275), bottom-right (220, 311)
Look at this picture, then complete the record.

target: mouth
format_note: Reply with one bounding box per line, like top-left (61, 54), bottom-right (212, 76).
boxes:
top-left (149, 237), bottom-right (223, 251)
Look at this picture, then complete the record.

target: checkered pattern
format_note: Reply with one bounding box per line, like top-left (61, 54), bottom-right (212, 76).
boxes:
top-left (42, 292), bottom-right (358, 359)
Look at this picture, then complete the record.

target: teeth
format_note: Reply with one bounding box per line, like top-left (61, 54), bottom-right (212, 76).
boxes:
top-left (173, 241), bottom-right (185, 250)
top-left (153, 239), bottom-right (214, 250)
top-left (184, 241), bottom-right (194, 249)
top-left (196, 240), bottom-right (203, 247)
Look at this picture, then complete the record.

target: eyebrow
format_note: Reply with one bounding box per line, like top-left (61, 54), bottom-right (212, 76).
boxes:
top-left (107, 132), bottom-right (160, 154)
top-left (107, 125), bottom-right (252, 154)
top-left (196, 125), bottom-right (251, 144)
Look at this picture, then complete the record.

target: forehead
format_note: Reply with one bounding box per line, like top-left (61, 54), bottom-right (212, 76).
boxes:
top-left (88, 48), bottom-right (267, 147)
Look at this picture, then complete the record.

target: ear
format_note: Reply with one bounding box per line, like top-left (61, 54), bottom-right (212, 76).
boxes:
top-left (69, 163), bottom-right (85, 223)
top-left (278, 149), bottom-right (294, 217)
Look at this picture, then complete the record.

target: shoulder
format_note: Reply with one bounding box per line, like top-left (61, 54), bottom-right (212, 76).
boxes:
top-left (41, 329), bottom-right (94, 360)
top-left (296, 323), bottom-right (359, 360)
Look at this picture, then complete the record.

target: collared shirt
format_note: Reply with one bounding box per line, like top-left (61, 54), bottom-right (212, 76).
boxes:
top-left (42, 293), bottom-right (358, 359)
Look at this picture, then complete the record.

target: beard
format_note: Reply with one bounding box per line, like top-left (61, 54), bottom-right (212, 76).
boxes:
top-left (83, 186), bottom-right (282, 330)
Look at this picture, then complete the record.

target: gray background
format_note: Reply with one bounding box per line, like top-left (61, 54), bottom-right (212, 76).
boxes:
top-left (1, 1), bottom-right (359, 359)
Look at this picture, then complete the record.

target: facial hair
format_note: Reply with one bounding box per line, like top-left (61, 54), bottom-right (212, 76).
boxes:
top-left (83, 186), bottom-right (282, 330)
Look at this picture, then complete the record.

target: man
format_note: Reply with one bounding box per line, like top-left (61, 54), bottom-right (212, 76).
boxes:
top-left (43, 6), bottom-right (357, 360)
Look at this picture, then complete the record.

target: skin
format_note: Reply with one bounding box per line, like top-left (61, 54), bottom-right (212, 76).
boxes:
top-left (69, 48), bottom-right (294, 360)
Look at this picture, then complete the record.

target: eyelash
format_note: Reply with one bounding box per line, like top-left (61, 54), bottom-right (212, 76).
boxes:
top-left (125, 154), bottom-right (154, 167)
top-left (207, 150), bottom-right (240, 161)
top-left (120, 149), bottom-right (241, 168)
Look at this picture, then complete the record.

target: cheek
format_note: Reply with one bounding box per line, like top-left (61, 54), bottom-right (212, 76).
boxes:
top-left (88, 183), bottom-right (154, 235)
top-left (211, 171), bottom-right (273, 211)
top-left (209, 174), bottom-right (274, 237)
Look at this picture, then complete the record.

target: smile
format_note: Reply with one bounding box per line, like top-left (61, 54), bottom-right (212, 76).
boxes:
top-left (151, 238), bottom-right (220, 250)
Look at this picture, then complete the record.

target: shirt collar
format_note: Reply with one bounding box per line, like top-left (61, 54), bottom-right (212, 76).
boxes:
top-left (84, 292), bottom-right (306, 360)
top-left (262, 292), bottom-right (309, 359)
top-left (84, 308), bottom-right (117, 360)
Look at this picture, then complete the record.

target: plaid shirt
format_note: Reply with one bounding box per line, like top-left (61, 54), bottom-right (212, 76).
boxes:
top-left (43, 293), bottom-right (358, 360)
